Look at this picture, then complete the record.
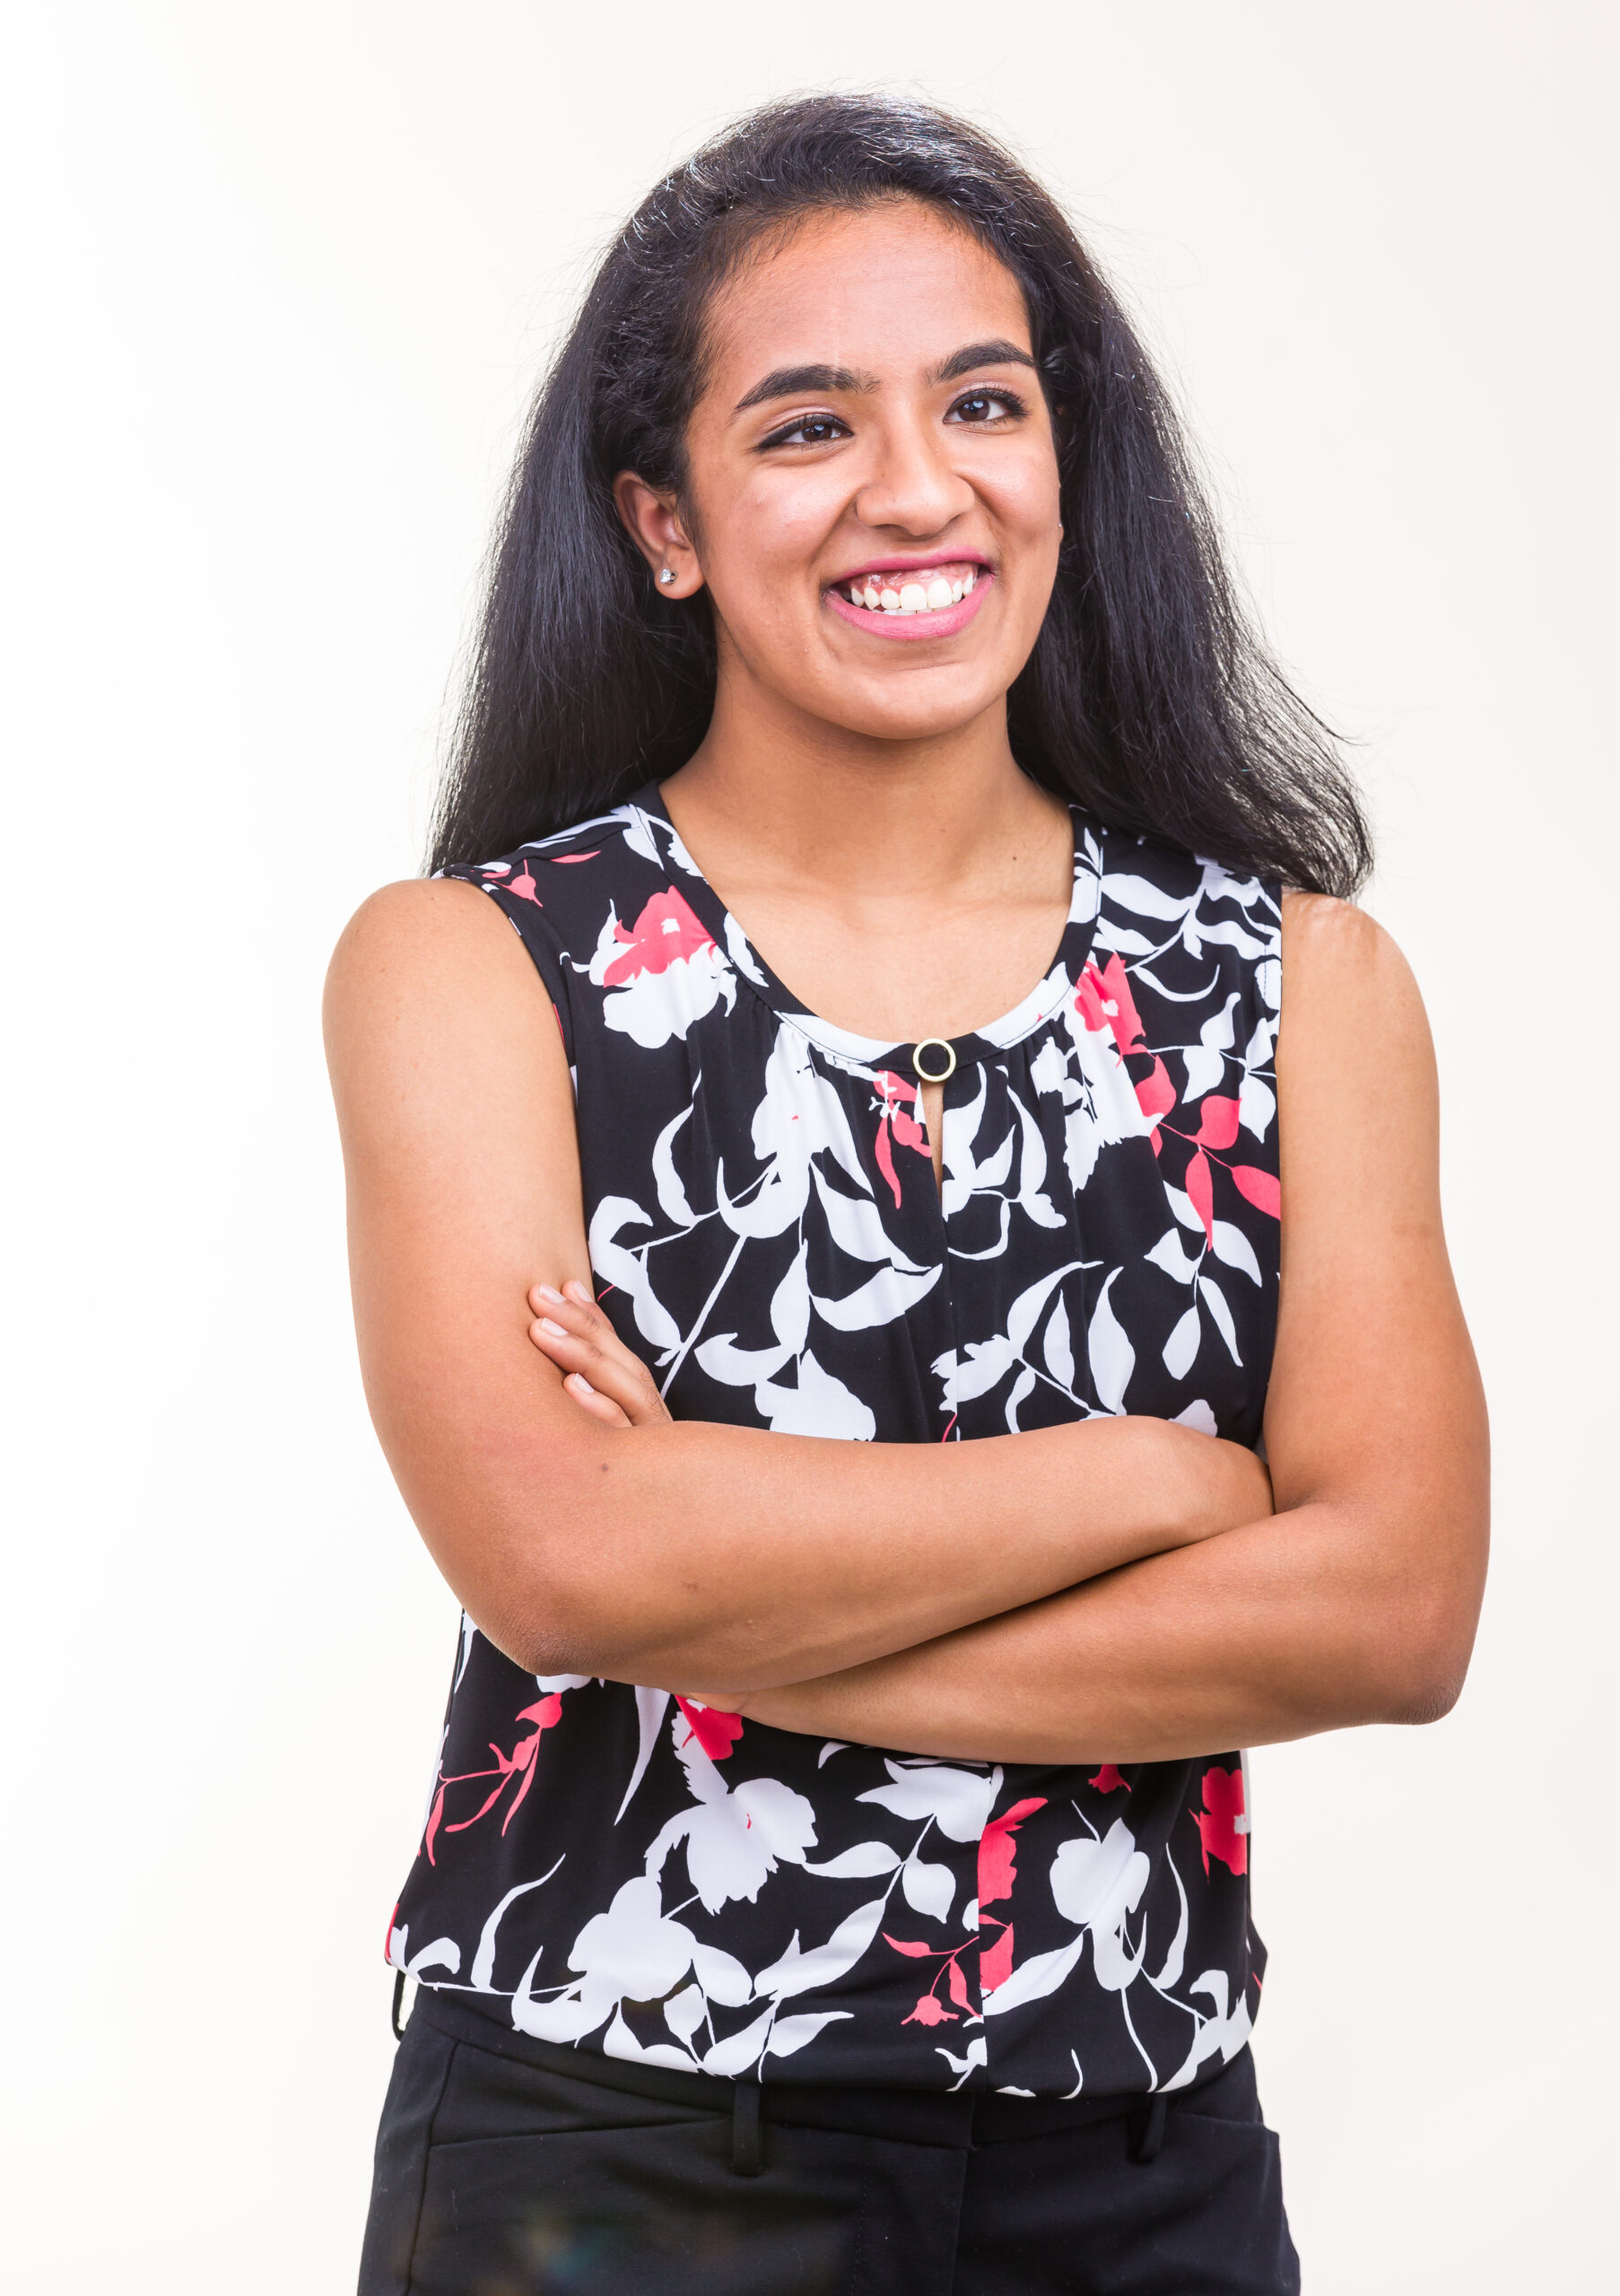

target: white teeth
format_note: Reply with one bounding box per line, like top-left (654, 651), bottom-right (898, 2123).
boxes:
top-left (840, 567), bottom-right (983, 613)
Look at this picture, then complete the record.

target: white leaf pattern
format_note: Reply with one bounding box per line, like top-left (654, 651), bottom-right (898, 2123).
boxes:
top-left (1163, 1305), bottom-right (1201, 1378)
top-left (901, 1857), bottom-right (956, 1922)
top-left (982, 1933), bottom-right (1087, 2015)
top-left (1043, 1295), bottom-right (1075, 1387)
top-left (753, 1896), bottom-right (891, 2000)
top-left (1005, 1363), bottom-right (1038, 1430)
top-left (1146, 1230), bottom-right (1202, 1285)
top-left (651, 1102), bottom-right (698, 1228)
top-left (803, 1841), bottom-right (902, 1879)
top-left (1211, 1222), bottom-right (1262, 1284)
top-left (1087, 1269), bottom-right (1136, 1413)
top-left (858, 1761), bottom-right (1002, 1842)
top-left (811, 1261), bottom-right (942, 1332)
top-left (769, 2011), bottom-right (856, 2057)
top-left (702, 2006), bottom-right (778, 2075)
top-left (691, 1942), bottom-right (753, 2006)
top-left (406, 797), bottom-right (1281, 2096)
top-left (1198, 1274), bottom-right (1242, 1364)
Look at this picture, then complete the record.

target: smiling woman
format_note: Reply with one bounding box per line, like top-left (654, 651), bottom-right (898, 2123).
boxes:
top-left (327, 92), bottom-right (1485, 2296)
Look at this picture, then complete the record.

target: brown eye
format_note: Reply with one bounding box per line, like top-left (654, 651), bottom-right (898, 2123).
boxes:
top-left (947, 389), bottom-right (1023, 425)
top-left (761, 413), bottom-right (850, 449)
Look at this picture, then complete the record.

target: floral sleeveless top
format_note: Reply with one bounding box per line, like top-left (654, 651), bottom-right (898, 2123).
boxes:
top-left (388, 786), bottom-right (1283, 2099)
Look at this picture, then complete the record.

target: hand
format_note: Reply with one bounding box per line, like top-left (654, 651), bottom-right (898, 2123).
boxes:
top-left (527, 1280), bottom-right (674, 1430)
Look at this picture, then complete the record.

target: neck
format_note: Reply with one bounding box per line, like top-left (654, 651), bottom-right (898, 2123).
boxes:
top-left (664, 668), bottom-right (1057, 905)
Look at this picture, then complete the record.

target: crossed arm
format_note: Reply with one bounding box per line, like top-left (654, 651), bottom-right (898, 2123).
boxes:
top-left (325, 880), bottom-right (1487, 1766)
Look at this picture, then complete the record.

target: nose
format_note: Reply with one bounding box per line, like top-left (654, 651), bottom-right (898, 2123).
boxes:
top-left (851, 412), bottom-right (975, 538)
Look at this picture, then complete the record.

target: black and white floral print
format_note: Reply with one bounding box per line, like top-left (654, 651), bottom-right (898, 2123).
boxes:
top-left (387, 787), bottom-right (1281, 2098)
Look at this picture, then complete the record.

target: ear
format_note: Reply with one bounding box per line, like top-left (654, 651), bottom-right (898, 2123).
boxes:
top-left (613, 473), bottom-right (704, 598)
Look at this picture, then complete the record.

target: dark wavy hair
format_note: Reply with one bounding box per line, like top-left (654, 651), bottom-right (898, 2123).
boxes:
top-left (430, 92), bottom-right (1370, 895)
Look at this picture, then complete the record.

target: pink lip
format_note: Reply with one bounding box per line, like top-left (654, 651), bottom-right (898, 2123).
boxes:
top-left (823, 572), bottom-right (993, 643)
top-left (830, 551), bottom-right (993, 587)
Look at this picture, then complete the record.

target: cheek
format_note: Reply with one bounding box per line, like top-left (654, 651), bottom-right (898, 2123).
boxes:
top-left (985, 448), bottom-right (1063, 546)
top-left (701, 472), bottom-right (845, 610)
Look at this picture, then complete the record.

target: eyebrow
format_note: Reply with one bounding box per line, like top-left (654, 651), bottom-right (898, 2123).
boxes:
top-left (732, 339), bottom-right (1036, 415)
top-left (929, 339), bottom-right (1037, 384)
top-left (733, 363), bottom-right (875, 413)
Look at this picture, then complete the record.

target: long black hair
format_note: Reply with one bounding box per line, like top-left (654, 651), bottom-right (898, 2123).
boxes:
top-left (430, 93), bottom-right (1371, 895)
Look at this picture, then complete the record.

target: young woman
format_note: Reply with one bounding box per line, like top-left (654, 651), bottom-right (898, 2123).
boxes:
top-left (327, 93), bottom-right (1487, 2296)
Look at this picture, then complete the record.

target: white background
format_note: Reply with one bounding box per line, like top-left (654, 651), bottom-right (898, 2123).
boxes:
top-left (4, 4), bottom-right (1615, 2288)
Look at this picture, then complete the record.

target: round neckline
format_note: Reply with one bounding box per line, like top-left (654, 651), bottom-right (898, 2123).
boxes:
top-left (630, 781), bottom-right (1103, 1076)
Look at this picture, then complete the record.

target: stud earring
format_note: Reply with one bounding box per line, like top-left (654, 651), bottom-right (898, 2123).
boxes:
top-left (658, 568), bottom-right (676, 586)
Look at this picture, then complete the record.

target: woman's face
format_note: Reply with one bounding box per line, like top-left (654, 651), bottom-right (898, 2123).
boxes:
top-left (617, 200), bottom-right (1064, 746)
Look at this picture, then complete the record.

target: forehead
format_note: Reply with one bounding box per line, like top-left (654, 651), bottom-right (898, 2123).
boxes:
top-left (701, 202), bottom-right (1032, 395)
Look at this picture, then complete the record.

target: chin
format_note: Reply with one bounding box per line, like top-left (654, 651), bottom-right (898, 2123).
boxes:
top-left (809, 673), bottom-right (1010, 746)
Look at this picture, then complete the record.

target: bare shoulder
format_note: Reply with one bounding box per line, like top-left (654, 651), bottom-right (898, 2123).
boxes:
top-left (327, 875), bottom-right (518, 997)
top-left (326, 874), bottom-right (535, 1016)
top-left (322, 875), bottom-right (567, 1153)
top-left (1277, 893), bottom-right (1439, 1222)
top-left (1279, 891), bottom-right (1433, 1083)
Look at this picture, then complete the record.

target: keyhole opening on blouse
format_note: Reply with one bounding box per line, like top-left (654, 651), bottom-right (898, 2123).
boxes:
top-left (911, 1039), bottom-right (954, 1201)
top-left (920, 1078), bottom-right (945, 1199)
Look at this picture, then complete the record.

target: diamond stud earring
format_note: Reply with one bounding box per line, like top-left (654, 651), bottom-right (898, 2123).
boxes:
top-left (658, 568), bottom-right (676, 585)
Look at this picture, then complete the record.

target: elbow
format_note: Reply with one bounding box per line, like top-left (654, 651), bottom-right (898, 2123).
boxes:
top-left (1309, 1488), bottom-right (1488, 1731)
top-left (460, 1578), bottom-right (599, 1683)
top-left (474, 1533), bottom-right (649, 1681)
top-left (415, 1486), bottom-right (631, 1683)
top-left (1380, 1657), bottom-right (1469, 1728)
top-left (1364, 1595), bottom-right (1481, 1728)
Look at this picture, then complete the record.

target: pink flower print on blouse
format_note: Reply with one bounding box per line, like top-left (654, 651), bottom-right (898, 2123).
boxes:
top-left (889, 1933), bottom-right (975, 2026)
top-left (871, 1069), bottom-right (933, 1209)
top-left (675, 1697), bottom-right (745, 1762)
top-left (1192, 1764), bottom-right (1248, 1876)
top-left (1230, 1163), bottom-right (1281, 1218)
top-left (977, 1796), bottom-right (1049, 1909)
top-left (592, 888), bottom-right (735, 1048)
top-left (1134, 1057), bottom-right (1178, 1147)
top-left (422, 1694), bottom-right (564, 1864)
top-left (975, 1796), bottom-right (1047, 1996)
top-left (1076, 953), bottom-right (1145, 1054)
top-left (1169, 1091), bottom-right (1281, 1243)
top-left (604, 889), bottom-right (716, 984)
top-left (1077, 955), bottom-right (1177, 1147)
top-left (479, 860), bottom-right (541, 905)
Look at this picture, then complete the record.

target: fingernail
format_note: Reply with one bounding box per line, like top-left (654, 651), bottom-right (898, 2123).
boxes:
top-left (564, 1280), bottom-right (592, 1305)
top-left (537, 1284), bottom-right (564, 1304)
top-left (568, 1373), bottom-right (595, 1395)
top-left (539, 1317), bottom-right (568, 1337)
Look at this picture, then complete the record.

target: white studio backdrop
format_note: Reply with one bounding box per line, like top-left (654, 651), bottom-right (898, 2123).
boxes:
top-left (3, 4), bottom-right (1614, 2288)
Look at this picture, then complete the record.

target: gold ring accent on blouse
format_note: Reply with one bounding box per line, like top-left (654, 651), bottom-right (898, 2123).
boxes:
top-left (911, 1038), bottom-right (957, 1084)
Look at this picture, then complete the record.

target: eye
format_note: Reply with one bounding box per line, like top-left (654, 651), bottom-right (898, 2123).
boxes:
top-left (946, 387), bottom-right (1026, 426)
top-left (758, 412), bottom-right (851, 450)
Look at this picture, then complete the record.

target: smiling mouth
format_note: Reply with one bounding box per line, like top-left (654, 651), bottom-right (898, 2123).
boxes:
top-left (832, 561), bottom-right (983, 615)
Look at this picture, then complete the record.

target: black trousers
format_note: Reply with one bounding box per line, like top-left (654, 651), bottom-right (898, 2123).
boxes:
top-left (360, 1988), bottom-right (1299, 2296)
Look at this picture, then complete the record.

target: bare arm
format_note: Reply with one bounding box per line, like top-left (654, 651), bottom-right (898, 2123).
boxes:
top-left (324, 877), bottom-right (1270, 1692)
top-left (691, 896), bottom-right (1489, 1758)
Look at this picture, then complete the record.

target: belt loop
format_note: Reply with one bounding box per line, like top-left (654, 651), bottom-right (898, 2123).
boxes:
top-left (1127, 2094), bottom-right (1168, 2165)
top-left (730, 2081), bottom-right (763, 2176)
